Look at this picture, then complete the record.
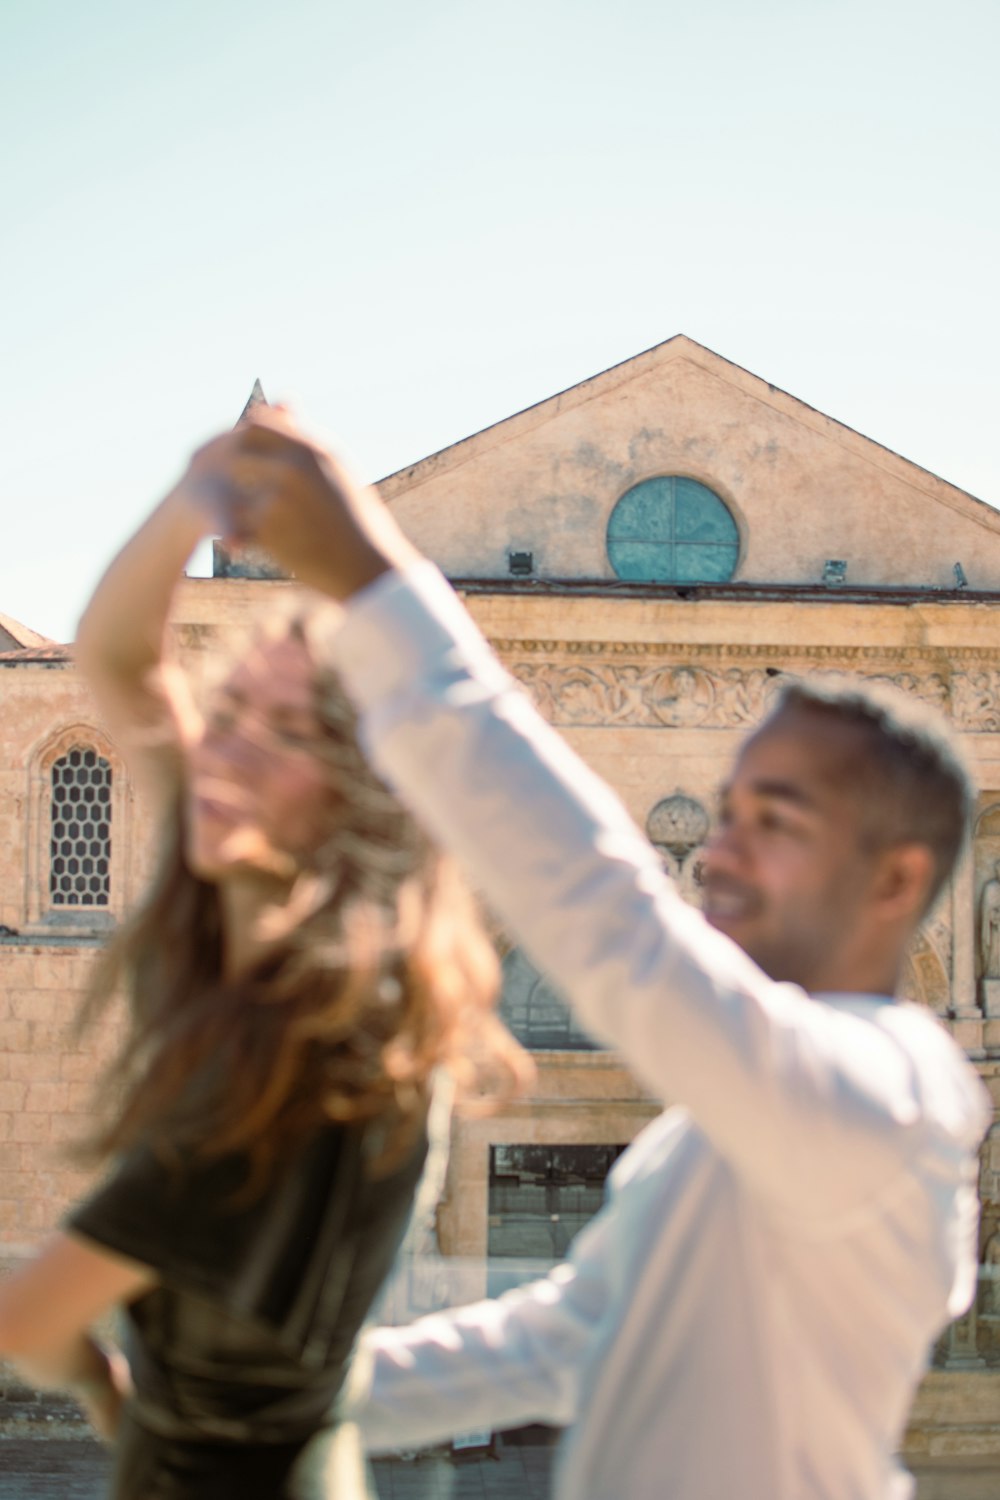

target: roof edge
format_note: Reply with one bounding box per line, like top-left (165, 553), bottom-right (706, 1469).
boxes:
top-left (0, 612), bottom-right (55, 650)
top-left (449, 576), bottom-right (1000, 606)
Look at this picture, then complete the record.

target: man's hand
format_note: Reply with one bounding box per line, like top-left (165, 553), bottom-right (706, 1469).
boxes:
top-left (183, 408), bottom-right (422, 599)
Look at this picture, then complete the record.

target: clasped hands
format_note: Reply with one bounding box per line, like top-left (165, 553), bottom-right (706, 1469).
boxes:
top-left (178, 407), bottom-right (420, 601)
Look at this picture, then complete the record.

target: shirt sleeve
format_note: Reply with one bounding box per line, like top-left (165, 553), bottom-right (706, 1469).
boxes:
top-left (351, 1204), bottom-right (611, 1451)
top-left (66, 1140), bottom-right (258, 1295)
top-left (330, 564), bottom-right (988, 1220)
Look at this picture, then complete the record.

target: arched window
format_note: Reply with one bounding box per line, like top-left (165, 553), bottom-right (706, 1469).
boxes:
top-left (49, 746), bottom-right (112, 908)
top-left (607, 476), bottom-right (739, 584)
top-left (24, 725), bottom-right (130, 933)
top-left (499, 948), bottom-right (603, 1051)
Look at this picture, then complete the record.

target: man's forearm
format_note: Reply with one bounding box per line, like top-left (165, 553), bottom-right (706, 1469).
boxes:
top-left (353, 1278), bottom-right (592, 1453)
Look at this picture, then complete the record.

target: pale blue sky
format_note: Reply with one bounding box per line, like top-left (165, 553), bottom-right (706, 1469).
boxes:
top-left (3, 0), bottom-right (998, 641)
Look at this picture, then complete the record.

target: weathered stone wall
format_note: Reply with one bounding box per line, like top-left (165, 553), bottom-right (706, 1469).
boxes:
top-left (903, 1371), bottom-right (1000, 1467)
top-left (0, 944), bottom-right (113, 1242)
top-left (0, 661), bottom-right (127, 1246)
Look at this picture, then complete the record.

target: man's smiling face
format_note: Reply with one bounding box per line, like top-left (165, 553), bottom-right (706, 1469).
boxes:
top-left (699, 708), bottom-right (886, 990)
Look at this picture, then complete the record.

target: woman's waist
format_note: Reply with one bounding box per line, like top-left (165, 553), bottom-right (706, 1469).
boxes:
top-left (114, 1407), bottom-right (373, 1500)
top-left (128, 1360), bottom-right (349, 1445)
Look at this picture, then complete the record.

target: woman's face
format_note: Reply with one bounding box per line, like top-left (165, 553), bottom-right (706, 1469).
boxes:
top-left (183, 633), bottom-right (336, 883)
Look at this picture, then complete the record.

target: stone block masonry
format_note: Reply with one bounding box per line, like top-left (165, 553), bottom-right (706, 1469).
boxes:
top-left (0, 943), bottom-right (119, 1248)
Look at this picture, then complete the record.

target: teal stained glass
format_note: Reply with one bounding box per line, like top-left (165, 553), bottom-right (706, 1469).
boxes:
top-left (607, 477), bottom-right (739, 583)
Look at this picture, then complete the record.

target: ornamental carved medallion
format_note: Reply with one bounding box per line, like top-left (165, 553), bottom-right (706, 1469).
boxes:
top-left (646, 794), bottom-right (710, 859)
top-left (643, 668), bottom-right (717, 728)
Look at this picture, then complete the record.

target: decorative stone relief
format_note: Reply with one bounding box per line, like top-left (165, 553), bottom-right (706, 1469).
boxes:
top-left (865, 671), bottom-right (950, 713)
top-left (982, 1229), bottom-right (1000, 1320)
top-left (510, 664), bottom-right (642, 725)
top-left (646, 794), bottom-right (709, 904)
top-left (664, 847), bottom-right (708, 904)
top-left (646, 793), bottom-right (710, 858)
top-left (924, 910), bottom-right (953, 972)
top-left (643, 667), bottom-right (719, 727)
top-left (980, 863), bottom-right (1000, 981)
top-left (510, 660), bottom-right (785, 729)
top-left (901, 927), bottom-right (952, 1016)
top-left (953, 672), bottom-right (1000, 732)
top-left (713, 668), bottom-right (784, 727)
top-left (504, 650), bottom-right (971, 731)
top-left (974, 803), bottom-right (1000, 1016)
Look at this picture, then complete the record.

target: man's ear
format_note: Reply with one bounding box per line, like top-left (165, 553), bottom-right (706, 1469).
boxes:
top-left (871, 843), bottom-right (936, 923)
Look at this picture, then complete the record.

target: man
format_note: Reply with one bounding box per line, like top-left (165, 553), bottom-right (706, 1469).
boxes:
top-left (203, 410), bottom-right (990, 1500)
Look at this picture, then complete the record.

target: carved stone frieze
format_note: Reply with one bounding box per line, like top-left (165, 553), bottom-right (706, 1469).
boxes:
top-left (511, 664), bottom-right (641, 725)
top-left (510, 660), bottom-right (786, 729)
top-left (498, 640), bottom-right (999, 732)
top-left (953, 672), bottom-right (1000, 733)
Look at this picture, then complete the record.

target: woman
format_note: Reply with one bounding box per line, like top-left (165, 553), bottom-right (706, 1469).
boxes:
top-left (0, 440), bottom-right (525, 1497)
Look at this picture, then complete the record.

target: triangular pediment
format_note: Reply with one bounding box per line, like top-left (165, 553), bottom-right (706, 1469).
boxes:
top-left (0, 611), bottom-right (53, 652)
top-left (378, 336), bottom-right (1000, 591)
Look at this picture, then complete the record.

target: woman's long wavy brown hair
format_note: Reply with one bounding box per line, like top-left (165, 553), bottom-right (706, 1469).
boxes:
top-left (77, 601), bottom-right (529, 1190)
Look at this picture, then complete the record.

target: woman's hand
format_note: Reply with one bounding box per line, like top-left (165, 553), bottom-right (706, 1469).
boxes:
top-left (73, 444), bottom-right (237, 792)
top-left (0, 1232), bottom-right (154, 1445)
top-left (72, 1342), bottom-right (133, 1444)
top-left (186, 409), bottom-right (422, 600)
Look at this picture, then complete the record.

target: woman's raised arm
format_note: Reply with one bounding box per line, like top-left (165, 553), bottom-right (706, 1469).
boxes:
top-left (74, 453), bottom-right (230, 791)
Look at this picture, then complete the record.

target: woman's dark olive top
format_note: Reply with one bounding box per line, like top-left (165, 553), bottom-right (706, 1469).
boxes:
top-left (67, 1121), bottom-right (427, 1450)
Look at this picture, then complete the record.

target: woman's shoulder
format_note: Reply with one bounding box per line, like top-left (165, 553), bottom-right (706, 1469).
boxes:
top-left (67, 1115), bottom-right (426, 1308)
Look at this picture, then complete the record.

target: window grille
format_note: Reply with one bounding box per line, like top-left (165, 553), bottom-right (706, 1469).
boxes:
top-left (49, 747), bottom-right (112, 907)
top-left (487, 1144), bottom-right (626, 1293)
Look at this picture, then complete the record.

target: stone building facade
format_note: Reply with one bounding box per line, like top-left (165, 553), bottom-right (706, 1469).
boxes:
top-left (2, 337), bottom-right (1000, 1460)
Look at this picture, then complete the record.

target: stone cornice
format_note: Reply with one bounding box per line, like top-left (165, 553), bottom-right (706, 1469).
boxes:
top-left (489, 638), bottom-right (1000, 665)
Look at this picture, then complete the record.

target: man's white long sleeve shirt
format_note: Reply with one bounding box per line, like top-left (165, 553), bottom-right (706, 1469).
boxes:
top-left (332, 564), bottom-right (991, 1500)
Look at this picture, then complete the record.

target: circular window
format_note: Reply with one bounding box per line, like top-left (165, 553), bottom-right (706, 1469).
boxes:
top-left (607, 476), bottom-right (739, 584)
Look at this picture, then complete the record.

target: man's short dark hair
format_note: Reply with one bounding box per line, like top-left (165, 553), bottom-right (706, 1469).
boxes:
top-left (765, 677), bottom-right (974, 913)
